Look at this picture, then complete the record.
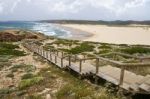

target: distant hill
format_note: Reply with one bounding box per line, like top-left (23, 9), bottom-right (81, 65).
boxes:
top-left (40, 20), bottom-right (150, 25)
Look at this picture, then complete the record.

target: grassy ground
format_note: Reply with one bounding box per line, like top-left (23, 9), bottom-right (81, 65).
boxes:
top-left (0, 42), bottom-right (25, 71)
top-left (0, 54), bottom-right (121, 99)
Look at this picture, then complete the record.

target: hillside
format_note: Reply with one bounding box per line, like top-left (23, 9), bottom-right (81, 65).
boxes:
top-left (40, 20), bottom-right (150, 25)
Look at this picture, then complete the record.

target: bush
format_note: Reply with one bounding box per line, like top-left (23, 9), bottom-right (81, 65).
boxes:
top-left (0, 88), bottom-right (14, 94)
top-left (18, 77), bottom-right (43, 90)
top-left (120, 47), bottom-right (150, 54)
top-left (11, 64), bottom-right (36, 72)
top-left (99, 45), bottom-right (112, 49)
top-left (27, 94), bottom-right (43, 99)
top-left (0, 43), bottom-right (19, 49)
top-left (6, 73), bottom-right (14, 78)
top-left (21, 73), bottom-right (34, 80)
top-left (0, 43), bottom-right (25, 56)
top-left (99, 49), bottom-right (111, 54)
top-left (56, 83), bottom-right (94, 99)
top-left (69, 42), bottom-right (94, 54)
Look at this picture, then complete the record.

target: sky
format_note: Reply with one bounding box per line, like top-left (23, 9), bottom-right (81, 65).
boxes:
top-left (0, 0), bottom-right (150, 21)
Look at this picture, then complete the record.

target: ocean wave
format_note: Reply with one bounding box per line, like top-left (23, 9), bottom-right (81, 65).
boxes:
top-left (0, 22), bottom-right (73, 38)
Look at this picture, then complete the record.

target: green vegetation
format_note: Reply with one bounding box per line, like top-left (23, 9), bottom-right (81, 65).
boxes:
top-left (0, 88), bottom-right (14, 94)
top-left (26, 94), bottom-right (43, 99)
top-left (99, 44), bottom-right (112, 49)
top-left (120, 46), bottom-right (150, 54)
top-left (56, 83), bottom-right (94, 98)
top-left (98, 49), bottom-right (111, 54)
top-left (11, 64), bottom-right (36, 73)
top-left (18, 76), bottom-right (43, 90)
top-left (0, 42), bottom-right (25, 56)
top-left (69, 42), bottom-right (95, 54)
top-left (6, 73), bottom-right (14, 78)
top-left (38, 66), bottom-right (119, 99)
top-left (52, 39), bottom-right (79, 46)
top-left (44, 44), bottom-right (55, 50)
top-left (21, 73), bottom-right (35, 80)
top-left (0, 56), bottom-right (12, 70)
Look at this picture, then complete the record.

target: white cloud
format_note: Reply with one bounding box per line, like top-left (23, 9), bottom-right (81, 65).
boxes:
top-left (0, 0), bottom-right (150, 20)
top-left (11, 0), bottom-right (21, 13)
top-left (46, 0), bottom-right (150, 15)
top-left (0, 3), bottom-right (3, 13)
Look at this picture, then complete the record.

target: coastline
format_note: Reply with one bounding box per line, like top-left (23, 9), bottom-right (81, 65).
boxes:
top-left (60, 24), bottom-right (150, 45)
top-left (56, 24), bottom-right (94, 40)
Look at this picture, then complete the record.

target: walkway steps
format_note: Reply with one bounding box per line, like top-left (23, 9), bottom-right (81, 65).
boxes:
top-left (96, 65), bottom-right (144, 91)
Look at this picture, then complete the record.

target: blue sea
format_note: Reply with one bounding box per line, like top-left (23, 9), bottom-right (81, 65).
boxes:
top-left (0, 21), bottom-right (71, 38)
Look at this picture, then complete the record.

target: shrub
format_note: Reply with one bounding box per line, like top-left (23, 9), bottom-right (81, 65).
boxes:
top-left (18, 77), bottom-right (43, 90)
top-left (0, 88), bottom-right (14, 94)
top-left (21, 73), bottom-right (34, 80)
top-left (6, 73), bottom-right (14, 78)
top-left (11, 64), bottom-right (36, 72)
top-left (69, 42), bottom-right (94, 54)
top-left (98, 49), bottom-right (111, 54)
top-left (99, 45), bottom-right (112, 49)
top-left (27, 94), bottom-right (43, 99)
top-left (0, 43), bottom-right (19, 49)
top-left (0, 43), bottom-right (25, 56)
top-left (56, 83), bottom-right (94, 99)
top-left (120, 47), bottom-right (150, 54)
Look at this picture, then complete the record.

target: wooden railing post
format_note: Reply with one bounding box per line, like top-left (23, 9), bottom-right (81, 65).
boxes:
top-left (61, 52), bottom-right (64, 58)
top-left (61, 58), bottom-right (63, 67)
top-left (57, 51), bottom-right (59, 56)
top-left (55, 55), bottom-right (57, 63)
top-left (50, 51), bottom-right (52, 61)
top-left (96, 58), bottom-right (99, 74)
top-left (69, 55), bottom-right (71, 66)
top-left (41, 49), bottom-right (43, 56)
top-left (79, 60), bottom-right (82, 73)
top-left (84, 55), bottom-right (86, 63)
top-left (43, 50), bottom-right (45, 57)
top-left (119, 66), bottom-right (125, 86)
top-left (46, 51), bottom-right (48, 59)
top-left (74, 55), bottom-right (77, 62)
top-left (42, 49), bottom-right (44, 57)
top-left (40, 49), bottom-right (42, 55)
top-left (37, 48), bottom-right (39, 54)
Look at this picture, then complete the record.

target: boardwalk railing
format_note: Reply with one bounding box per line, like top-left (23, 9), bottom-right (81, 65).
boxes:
top-left (23, 42), bottom-right (150, 94)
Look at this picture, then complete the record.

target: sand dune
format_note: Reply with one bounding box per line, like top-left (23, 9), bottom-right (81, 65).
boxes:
top-left (62, 24), bottom-right (150, 45)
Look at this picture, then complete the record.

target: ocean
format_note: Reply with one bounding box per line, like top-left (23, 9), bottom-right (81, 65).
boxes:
top-left (0, 21), bottom-right (71, 38)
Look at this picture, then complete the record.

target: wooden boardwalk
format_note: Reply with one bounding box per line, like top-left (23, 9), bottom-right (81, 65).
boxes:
top-left (23, 42), bottom-right (150, 94)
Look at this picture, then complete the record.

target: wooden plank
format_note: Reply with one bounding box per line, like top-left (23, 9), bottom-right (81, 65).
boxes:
top-left (139, 83), bottom-right (150, 92)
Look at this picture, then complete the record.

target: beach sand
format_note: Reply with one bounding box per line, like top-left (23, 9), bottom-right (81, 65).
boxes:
top-left (61, 24), bottom-right (150, 45)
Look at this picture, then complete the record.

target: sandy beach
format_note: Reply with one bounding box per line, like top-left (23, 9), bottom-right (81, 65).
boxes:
top-left (61, 24), bottom-right (150, 45)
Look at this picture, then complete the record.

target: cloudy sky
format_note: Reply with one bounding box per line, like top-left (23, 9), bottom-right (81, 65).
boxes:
top-left (0, 0), bottom-right (150, 21)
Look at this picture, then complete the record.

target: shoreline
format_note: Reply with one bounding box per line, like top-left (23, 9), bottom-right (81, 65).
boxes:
top-left (60, 24), bottom-right (150, 45)
top-left (55, 24), bottom-right (94, 40)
